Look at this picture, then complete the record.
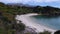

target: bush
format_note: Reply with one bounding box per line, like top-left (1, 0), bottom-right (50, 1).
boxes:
top-left (39, 31), bottom-right (51, 34)
top-left (54, 30), bottom-right (60, 34)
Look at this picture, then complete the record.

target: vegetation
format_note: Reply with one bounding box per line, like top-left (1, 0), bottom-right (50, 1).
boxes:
top-left (54, 30), bottom-right (60, 34)
top-left (34, 6), bottom-right (60, 16)
top-left (0, 2), bottom-right (26, 34)
top-left (0, 2), bottom-right (60, 34)
top-left (39, 31), bottom-right (51, 34)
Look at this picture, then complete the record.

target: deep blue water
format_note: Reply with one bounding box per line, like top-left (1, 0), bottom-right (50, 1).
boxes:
top-left (31, 15), bottom-right (60, 30)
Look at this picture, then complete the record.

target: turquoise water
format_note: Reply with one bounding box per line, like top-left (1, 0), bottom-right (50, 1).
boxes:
top-left (31, 15), bottom-right (60, 30)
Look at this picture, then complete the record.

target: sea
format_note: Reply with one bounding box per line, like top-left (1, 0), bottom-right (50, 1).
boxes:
top-left (30, 15), bottom-right (60, 30)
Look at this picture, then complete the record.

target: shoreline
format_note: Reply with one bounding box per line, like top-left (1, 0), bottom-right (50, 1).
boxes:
top-left (15, 13), bottom-right (56, 34)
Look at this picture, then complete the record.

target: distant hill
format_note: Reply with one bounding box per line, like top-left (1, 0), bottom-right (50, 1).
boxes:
top-left (7, 3), bottom-right (36, 7)
top-left (6, 3), bottom-right (60, 16)
top-left (0, 2), bottom-right (60, 34)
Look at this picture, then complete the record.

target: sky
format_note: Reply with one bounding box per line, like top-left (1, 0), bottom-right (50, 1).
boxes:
top-left (0, 0), bottom-right (60, 8)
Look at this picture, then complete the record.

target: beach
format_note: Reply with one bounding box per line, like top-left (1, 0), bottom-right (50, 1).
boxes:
top-left (15, 13), bottom-right (56, 34)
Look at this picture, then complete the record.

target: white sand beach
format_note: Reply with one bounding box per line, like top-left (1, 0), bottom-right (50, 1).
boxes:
top-left (15, 13), bottom-right (56, 34)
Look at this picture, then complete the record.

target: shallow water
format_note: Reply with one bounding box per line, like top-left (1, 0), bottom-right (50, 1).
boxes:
top-left (30, 15), bottom-right (60, 30)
